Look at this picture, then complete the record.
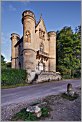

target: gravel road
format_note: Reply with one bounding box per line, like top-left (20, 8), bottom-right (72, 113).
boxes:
top-left (1, 79), bottom-right (81, 120)
top-left (1, 79), bottom-right (80, 106)
top-left (41, 87), bottom-right (81, 121)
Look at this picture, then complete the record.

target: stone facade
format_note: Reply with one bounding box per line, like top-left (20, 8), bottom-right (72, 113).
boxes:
top-left (10, 10), bottom-right (56, 82)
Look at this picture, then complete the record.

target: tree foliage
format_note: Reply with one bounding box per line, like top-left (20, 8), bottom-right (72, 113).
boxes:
top-left (6, 62), bottom-right (11, 68)
top-left (1, 55), bottom-right (5, 63)
top-left (1, 55), bottom-right (7, 69)
top-left (56, 26), bottom-right (81, 78)
top-left (1, 55), bottom-right (11, 69)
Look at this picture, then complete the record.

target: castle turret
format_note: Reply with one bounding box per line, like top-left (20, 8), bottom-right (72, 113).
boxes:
top-left (22, 10), bottom-right (36, 72)
top-left (10, 33), bottom-right (20, 68)
top-left (48, 31), bottom-right (56, 72)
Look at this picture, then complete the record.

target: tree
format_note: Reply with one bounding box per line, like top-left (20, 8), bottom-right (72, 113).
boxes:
top-left (56, 26), bottom-right (81, 78)
top-left (6, 62), bottom-right (11, 68)
top-left (1, 55), bottom-right (5, 63)
top-left (1, 55), bottom-right (6, 68)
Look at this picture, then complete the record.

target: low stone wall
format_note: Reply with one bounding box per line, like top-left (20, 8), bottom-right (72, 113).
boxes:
top-left (36, 71), bottom-right (62, 83)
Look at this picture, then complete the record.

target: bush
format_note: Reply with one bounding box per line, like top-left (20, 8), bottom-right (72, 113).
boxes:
top-left (11, 106), bottom-right (49, 121)
top-left (74, 70), bottom-right (81, 78)
top-left (61, 92), bottom-right (79, 101)
top-left (12, 108), bottom-right (37, 121)
top-left (41, 107), bottom-right (49, 117)
top-left (62, 74), bottom-right (71, 79)
top-left (1, 69), bottom-right (27, 86)
top-left (61, 69), bottom-right (71, 79)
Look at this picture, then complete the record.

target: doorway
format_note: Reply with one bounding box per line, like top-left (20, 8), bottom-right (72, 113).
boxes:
top-left (38, 62), bottom-right (45, 71)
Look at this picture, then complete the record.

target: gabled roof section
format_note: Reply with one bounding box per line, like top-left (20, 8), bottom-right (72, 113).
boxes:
top-left (35, 15), bottom-right (47, 33)
top-left (14, 36), bottom-right (23, 47)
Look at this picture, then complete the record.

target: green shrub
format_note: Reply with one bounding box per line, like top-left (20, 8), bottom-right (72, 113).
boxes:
top-left (11, 108), bottom-right (37, 121)
top-left (41, 107), bottom-right (49, 117)
top-left (57, 66), bottom-right (81, 79)
top-left (11, 107), bottom-right (49, 121)
top-left (1, 69), bottom-right (27, 86)
top-left (74, 70), bottom-right (81, 78)
top-left (62, 74), bottom-right (71, 79)
top-left (61, 92), bottom-right (79, 101)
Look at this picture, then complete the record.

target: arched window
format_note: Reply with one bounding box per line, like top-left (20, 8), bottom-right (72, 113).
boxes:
top-left (40, 42), bottom-right (44, 52)
top-left (25, 30), bottom-right (31, 43)
top-left (39, 28), bottom-right (45, 40)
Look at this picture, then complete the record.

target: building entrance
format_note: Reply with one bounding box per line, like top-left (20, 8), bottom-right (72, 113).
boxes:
top-left (38, 62), bottom-right (43, 71)
top-left (38, 60), bottom-right (45, 71)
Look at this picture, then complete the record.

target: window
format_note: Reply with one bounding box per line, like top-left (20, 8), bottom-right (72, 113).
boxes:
top-left (40, 42), bottom-right (44, 52)
top-left (39, 28), bottom-right (45, 40)
top-left (25, 30), bottom-right (31, 43)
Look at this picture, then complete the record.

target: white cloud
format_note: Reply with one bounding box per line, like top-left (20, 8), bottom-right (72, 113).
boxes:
top-left (9, 4), bottom-right (17, 11)
top-left (1, 32), bottom-right (11, 62)
top-left (20, 0), bottom-right (30, 6)
top-left (1, 32), bottom-right (11, 44)
top-left (1, 32), bottom-right (5, 44)
top-left (20, 0), bottom-right (27, 1)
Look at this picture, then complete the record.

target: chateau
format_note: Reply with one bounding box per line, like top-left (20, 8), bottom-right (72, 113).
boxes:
top-left (11, 10), bottom-right (57, 82)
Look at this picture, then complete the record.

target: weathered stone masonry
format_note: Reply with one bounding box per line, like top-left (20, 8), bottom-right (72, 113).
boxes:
top-left (10, 10), bottom-right (56, 82)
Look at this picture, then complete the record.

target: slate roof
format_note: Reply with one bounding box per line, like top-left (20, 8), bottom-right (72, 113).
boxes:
top-left (14, 36), bottom-right (23, 47)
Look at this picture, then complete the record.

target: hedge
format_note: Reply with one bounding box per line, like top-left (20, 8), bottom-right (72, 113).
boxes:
top-left (1, 69), bottom-right (27, 86)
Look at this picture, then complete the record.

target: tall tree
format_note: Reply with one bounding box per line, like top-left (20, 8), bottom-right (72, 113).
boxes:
top-left (56, 26), bottom-right (81, 78)
top-left (1, 55), bottom-right (6, 69)
top-left (1, 55), bottom-right (5, 63)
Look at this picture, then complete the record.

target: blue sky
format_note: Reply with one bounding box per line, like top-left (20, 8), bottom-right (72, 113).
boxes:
top-left (1, 1), bottom-right (81, 62)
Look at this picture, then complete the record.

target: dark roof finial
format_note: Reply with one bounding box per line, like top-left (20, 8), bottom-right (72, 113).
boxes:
top-left (40, 13), bottom-right (42, 20)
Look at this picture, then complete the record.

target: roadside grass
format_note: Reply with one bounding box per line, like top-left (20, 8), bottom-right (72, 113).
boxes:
top-left (11, 107), bottom-right (49, 121)
top-left (61, 92), bottom-right (79, 101)
top-left (1, 83), bottom-right (29, 89)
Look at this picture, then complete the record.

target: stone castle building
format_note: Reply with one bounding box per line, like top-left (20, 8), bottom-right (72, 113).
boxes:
top-left (10, 10), bottom-right (57, 82)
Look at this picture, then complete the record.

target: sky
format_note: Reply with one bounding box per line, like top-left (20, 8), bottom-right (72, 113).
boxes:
top-left (1, 1), bottom-right (81, 62)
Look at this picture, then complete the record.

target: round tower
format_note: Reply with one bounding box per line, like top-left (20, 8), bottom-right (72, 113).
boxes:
top-left (10, 33), bottom-right (20, 68)
top-left (48, 31), bottom-right (56, 72)
top-left (22, 10), bottom-right (36, 72)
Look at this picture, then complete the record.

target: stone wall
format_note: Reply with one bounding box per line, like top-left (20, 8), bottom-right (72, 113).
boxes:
top-left (48, 32), bottom-right (56, 72)
top-left (11, 10), bottom-right (57, 83)
top-left (10, 33), bottom-right (20, 68)
top-left (36, 71), bottom-right (62, 83)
